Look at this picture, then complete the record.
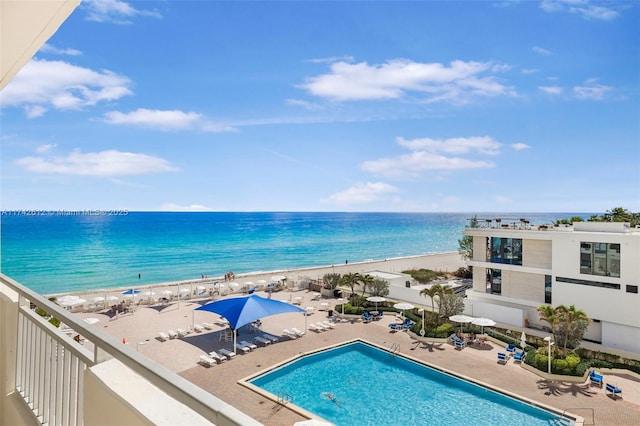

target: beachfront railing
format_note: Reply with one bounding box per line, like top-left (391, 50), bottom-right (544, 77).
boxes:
top-left (1, 273), bottom-right (261, 426)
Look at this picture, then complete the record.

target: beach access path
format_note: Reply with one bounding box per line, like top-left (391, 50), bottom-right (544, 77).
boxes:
top-left (70, 253), bottom-right (640, 426)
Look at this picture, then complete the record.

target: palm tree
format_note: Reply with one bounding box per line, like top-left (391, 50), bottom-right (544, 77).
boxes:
top-left (340, 272), bottom-right (361, 305)
top-left (435, 285), bottom-right (454, 312)
top-left (359, 274), bottom-right (375, 297)
top-left (420, 284), bottom-right (441, 314)
top-left (557, 305), bottom-right (589, 354)
top-left (537, 304), bottom-right (559, 347)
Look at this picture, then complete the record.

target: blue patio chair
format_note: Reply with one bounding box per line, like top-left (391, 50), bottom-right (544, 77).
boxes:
top-left (505, 343), bottom-right (517, 355)
top-left (375, 310), bottom-right (384, 320)
top-left (513, 351), bottom-right (525, 362)
top-left (589, 369), bottom-right (604, 388)
top-left (389, 323), bottom-right (401, 332)
top-left (605, 383), bottom-right (622, 399)
top-left (497, 352), bottom-right (508, 364)
top-left (362, 311), bottom-right (373, 323)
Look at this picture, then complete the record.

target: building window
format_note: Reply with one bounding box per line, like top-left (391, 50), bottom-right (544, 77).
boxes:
top-left (545, 275), bottom-right (552, 304)
top-left (487, 269), bottom-right (501, 295)
top-left (556, 276), bottom-right (620, 290)
top-left (579, 241), bottom-right (621, 278)
top-left (490, 237), bottom-right (522, 266)
top-left (627, 285), bottom-right (638, 294)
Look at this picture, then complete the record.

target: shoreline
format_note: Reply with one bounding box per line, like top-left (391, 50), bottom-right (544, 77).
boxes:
top-left (51, 252), bottom-right (465, 301)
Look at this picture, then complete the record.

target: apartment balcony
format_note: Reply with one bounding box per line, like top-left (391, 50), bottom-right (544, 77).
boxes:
top-left (0, 273), bottom-right (261, 426)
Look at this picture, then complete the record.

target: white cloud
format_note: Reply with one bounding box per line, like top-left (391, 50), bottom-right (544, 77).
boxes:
top-left (361, 136), bottom-right (501, 178)
top-left (15, 149), bottom-right (178, 176)
top-left (322, 182), bottom-right (399, 205)
top-left (362, 151), bottom-right (495, 177)
top-left (521, 68), bottom-right (539, 75)
top-left (397, 136), bottom-right (502, 155)
top-left (82, 0), bottom-right (161, 24)
top-left (0, 59), bottom-right (132, 116)
top-left (286, 98), bottom-right (324, 110)
top-left (36, 144), bottom-right (57, 154)
top-left (307, 55), bottom-right (355, 64)
top-left (103, 108), bottom-right (236, 132)
top-left (539, 86), bottom-right (563, 95)
top-left (159, 203), bottom-right (210, 212)
top-left (299, 59), bottom-right (515, 103)
top-left (540, 0), bottom-right (619, 20)
top-left (511, 143), bottom-right (531, 150)
top-left (39, 44), bottom-right (82, 56)
top-left (573, 83), bottom-right (611, 100)
top-left (495, 195), bottom-right (512, 204)
top-left (533, 46), bottom-right (552, 56)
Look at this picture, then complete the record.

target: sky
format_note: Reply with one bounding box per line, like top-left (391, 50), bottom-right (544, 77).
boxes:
top-left (1, 0), bottom-right (639, 213)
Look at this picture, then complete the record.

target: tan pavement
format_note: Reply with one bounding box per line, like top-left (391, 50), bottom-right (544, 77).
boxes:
top-left (76, 289), bottom-right (640, 426)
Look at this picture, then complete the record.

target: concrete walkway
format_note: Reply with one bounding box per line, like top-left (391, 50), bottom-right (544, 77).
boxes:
top-left (76, 289), bottom-right (640, 426)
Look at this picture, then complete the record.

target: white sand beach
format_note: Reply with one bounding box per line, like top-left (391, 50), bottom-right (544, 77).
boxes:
top-left (66, 252), bottom-right (640, 425)
top-left (56, 252), bottom-right (466, 303)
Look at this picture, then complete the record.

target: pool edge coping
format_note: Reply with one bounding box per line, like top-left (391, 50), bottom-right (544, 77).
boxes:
top-left (238, 338), bottom-right (583, 425)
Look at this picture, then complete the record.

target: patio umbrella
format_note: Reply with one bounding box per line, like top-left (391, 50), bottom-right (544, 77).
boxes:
top-left (367, 296), bottom-right (387, 310)
top-left (449, 314), bottom-right (474, 331)
top-left (83, 317), bottom-right (100, 325)
top-left (520, 331), bottom-right (527, 349)
top-left (393, 302), bottom-right (414, 317)
top-left (271, 275), bottom-right (286, 282)
top-left (471, 317), bottom-right (496, 334)
top-left (106, 295), bottom-right (120, 303)
top-left (122, 289), bottom-right (141, 296)
top-left (196, 294), bottom-right (305, 353)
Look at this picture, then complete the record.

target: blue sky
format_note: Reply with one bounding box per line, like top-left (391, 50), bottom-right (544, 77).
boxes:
top-left (1, 0), bottom-right (638, 213)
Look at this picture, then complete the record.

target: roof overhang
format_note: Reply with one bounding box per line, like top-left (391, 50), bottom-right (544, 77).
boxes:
top-left (1, 0), bottom-right (81, 91)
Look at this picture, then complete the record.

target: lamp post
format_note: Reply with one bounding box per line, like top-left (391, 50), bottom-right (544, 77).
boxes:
top-left (418, 308), bottom-right (425, 336)
top-left (544, 336), bottom-right (554, 374)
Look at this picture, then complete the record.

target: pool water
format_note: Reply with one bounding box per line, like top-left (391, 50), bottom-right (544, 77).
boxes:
top-left (250, 341), bottom-right (570, 426)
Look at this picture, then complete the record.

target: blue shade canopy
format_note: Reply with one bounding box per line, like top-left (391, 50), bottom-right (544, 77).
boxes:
top-left (196, 294), bottom-right (305, 330)
top-left (122, 289), bottom-right (141, 295)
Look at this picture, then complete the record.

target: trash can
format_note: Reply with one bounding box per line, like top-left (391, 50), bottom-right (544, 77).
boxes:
top-left (328, 310), bottom-right (333, 317)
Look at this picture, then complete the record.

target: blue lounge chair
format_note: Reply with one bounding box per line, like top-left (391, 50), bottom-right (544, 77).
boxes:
top-left (605, 383), bottom-right (622, 399)
top-left (362, 311), bottom-right (373, 323)
top-left (389, 323), bottom-right (401, 332)
top-left (505, 343), bottom-right (517, 355)
top-left (497, 352), bottom-right (508, 364)
top-left (513, 351), bottom-right (525, 362)
top-left (589, 369), bottom-right (604, 388)
top-left (374, 310), bottom-right (384, 320)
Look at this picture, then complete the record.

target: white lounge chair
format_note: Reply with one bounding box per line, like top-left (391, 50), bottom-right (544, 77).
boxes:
top-left (263, 334), bottom-right (279, 343)
top-left (202, 322), bottom-right (214, 330)
top-left (208, 351), bottom-right (226, 363)
top-left (157, 331), bottom-right (170, 341)
top-left (167, 330), bottom-right (178, 339)
top-left (176, 328), bottom-right (189, 337)
top-left (193, 324), bottom-right (204, 333)
top-left (199, 354), bottom-right (217, 367)
top-left (308, 324), bottom-right (322, 332)
top-left (234, 343), bottom-right (251, 354)
top-left (283, 329), bottom-right (298, 339)
top-left (321, 321), bottom-right (335, 329)
top-left (218, 348), bottom-right (237, 360)
top-left (291, 327), bottom-right (306, 337)
top-left (254, 336), bottom-right (271, 346)
top-left (239, 340), bottom-right (257, 351)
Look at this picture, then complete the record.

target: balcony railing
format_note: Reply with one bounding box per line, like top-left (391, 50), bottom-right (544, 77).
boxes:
top-left (1, 273), bottom-right (261, 426)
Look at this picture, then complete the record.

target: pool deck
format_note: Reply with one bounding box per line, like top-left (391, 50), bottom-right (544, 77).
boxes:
top-left (77, 290), bottom-right (640, 426)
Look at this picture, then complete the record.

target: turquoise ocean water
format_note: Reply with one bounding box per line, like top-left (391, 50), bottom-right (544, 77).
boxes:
top-left (1, 212), bottom-right (582, 295)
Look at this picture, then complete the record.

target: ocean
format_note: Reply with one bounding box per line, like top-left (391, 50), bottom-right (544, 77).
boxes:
top-left (1, 211), bottom-right (582, 295)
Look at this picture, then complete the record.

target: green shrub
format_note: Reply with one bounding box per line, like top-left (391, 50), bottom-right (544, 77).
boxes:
top-left (552, 358), bottom-right (568, 372)
top-left (35, 307), bottom-right (48, 317)
top-left (535, 354), bottom-right (548, 371)
top-left (49, 317), bottom-right (60, 328)
top-left (565, 353), bottom-right (581, 369)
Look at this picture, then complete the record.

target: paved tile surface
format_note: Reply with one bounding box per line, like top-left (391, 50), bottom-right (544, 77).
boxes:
top-left (76, 290), bottom-right (640, 426)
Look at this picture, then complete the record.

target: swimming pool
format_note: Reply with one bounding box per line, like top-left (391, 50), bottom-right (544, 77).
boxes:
top-left (248, 341), bottom-right (573, 425)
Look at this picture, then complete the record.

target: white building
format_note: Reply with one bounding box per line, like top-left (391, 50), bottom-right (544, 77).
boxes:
top-left (464, 220), bottom-right (640, 354)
